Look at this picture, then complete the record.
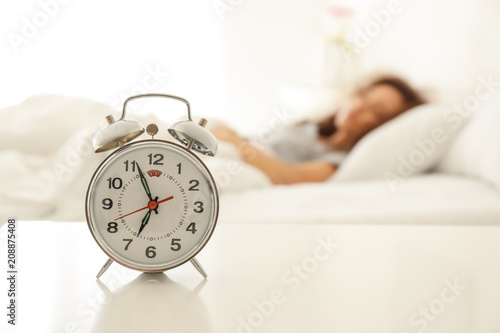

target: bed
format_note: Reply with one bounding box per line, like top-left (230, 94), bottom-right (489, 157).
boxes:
top-left (0, 93), bottom-right (499, 226)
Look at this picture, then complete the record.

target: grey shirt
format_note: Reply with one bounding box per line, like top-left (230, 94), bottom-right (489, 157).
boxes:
top-left (269, 123), bottom-right (347, 165)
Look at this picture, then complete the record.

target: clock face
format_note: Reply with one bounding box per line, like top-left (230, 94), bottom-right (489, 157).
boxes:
top-left (86, 140), bottom-right (218, 272)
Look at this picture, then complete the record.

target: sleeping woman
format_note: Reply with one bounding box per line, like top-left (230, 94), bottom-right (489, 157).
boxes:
top-left (211, 76), bottom-right (426, 185)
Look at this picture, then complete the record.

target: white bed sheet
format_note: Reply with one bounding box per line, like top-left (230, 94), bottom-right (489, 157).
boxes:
top-left (218, 174), bottom-right (500, 226)
top-left (2, 96), bottom-right (499, 227)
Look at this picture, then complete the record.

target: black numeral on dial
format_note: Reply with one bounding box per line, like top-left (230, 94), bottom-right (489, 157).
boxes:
top-left (189, 180), bottom-right (199, 191)
top-left (146, 246), bottom-right (156, 258)
top-left (124, 160), bottom-right (137, 172)
top-left (170, 239), bottom-right (181, 251)
top-left (107, 222), bottom-right (118, 233)
top-left (186, 223), bottom-right (197, 234)
top-left (102, 198), bottom-right (113, 210)
top-left (148, 153), bottom-right (164, 165)
top-left (193, 201), bottom-right (204, 213)
top-left (123, 239), bottom-right (133, 250)
top-left (177, 163), bottom-right (182, 174)
top-left (107, 177), bottom-right (123, 189)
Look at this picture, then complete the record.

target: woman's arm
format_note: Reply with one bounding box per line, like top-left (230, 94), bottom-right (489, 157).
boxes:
top-left (211, 125), bottom-right (337, 185)
top-left (239, 144), bottom-right (337, 184)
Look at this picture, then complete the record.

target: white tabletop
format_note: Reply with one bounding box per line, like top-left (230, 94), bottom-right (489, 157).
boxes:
top-left (1, 221), bottom-right (499, 333)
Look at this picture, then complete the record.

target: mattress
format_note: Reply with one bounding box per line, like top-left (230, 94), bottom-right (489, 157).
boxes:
top-left (218, 174), bottom-right (500, 225)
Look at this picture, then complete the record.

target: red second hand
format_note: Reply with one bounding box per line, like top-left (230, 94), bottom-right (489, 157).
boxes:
top-left (114, 196), bottom-right (174, 221)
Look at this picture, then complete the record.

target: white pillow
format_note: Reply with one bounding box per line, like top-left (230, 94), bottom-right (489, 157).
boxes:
top-left (332, 104), bottom-right (465, 190)
top-left (438, 93), bottom-right (500, 188)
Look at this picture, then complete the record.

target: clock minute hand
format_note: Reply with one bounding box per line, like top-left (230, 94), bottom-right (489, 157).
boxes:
top-left (136, 163), bottom-right (158, 214)
top-left (137, 163), bottom-right (153, 200)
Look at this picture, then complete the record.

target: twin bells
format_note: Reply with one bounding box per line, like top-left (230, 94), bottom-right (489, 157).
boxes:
top-left (92, 94), bottom-right (217, 156)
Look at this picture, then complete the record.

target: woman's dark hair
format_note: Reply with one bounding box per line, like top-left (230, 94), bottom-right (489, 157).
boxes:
top-left (363, 76), bottom-right (426, 111)
top-left (317, 75), bottom-right (426, 137)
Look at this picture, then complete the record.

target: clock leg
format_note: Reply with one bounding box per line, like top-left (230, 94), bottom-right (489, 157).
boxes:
top-left (96, 258), bottom-right (114, 279)
top-left (96, 278), bottom-right (113, 299)
top-left (190, 257), bottom-right (207, 279)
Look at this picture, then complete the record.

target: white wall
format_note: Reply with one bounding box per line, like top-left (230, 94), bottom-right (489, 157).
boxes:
top-left (1, 0), bottom-right (500, 132)
top-left (220, 0), bottom-right (500, 131)
top-left (0, 0), bottom-right (226, 121)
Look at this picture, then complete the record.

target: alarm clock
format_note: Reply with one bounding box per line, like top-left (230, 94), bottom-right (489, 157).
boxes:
top-left (85, 94), bottom-right (219, 279)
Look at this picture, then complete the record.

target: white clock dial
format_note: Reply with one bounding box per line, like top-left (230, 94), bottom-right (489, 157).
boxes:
top-left (86, 140), bottom-right (218, 272)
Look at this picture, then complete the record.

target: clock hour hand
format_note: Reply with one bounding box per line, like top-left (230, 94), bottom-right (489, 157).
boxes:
top-left (136, 163), bottom-right (158, 214)
top-left (137, 209), bottom-right (152, 237)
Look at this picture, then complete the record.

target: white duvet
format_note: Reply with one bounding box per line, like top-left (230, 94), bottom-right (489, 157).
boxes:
top-left (1, 95), bottom-right (499, 226)
top-left (0, 95), bottom-right (271, 221)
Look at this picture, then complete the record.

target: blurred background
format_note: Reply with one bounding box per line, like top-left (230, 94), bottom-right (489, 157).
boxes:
top-left (1, 0), bottom-right (500, 132)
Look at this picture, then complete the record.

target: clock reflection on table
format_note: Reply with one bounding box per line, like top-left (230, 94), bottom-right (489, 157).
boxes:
top-left (91, 273), bottom-right (213, 333)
